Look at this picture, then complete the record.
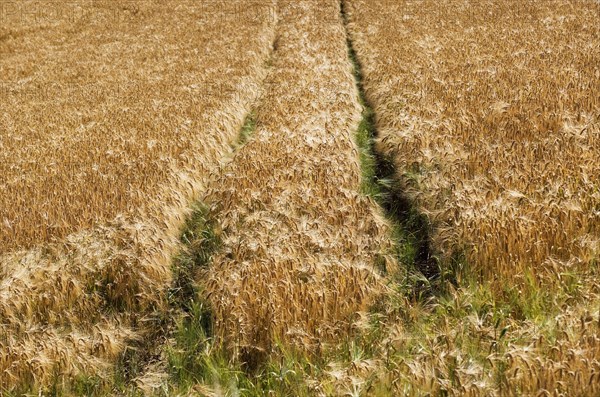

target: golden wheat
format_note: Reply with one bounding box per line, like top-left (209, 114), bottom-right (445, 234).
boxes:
top-left (202, 0), bottom-right (396, 360)
top-left (0, 0), bottom-right (276, 390)
top-left (343, 0), bottom-right (600, 394)
top-left (347, 0), bottom-right (600, 293)
top-left (4, 0), bottom-right (599, 394)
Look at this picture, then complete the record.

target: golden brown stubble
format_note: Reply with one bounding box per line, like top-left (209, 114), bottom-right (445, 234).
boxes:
top-left (0, 0), bottom-right (277, 389)
top-left (203, 0), bottom-right (395, 359)
top-left (345, 0), bottom-right (600, 285)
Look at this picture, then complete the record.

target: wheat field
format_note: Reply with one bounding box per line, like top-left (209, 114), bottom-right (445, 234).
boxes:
top-left (2, 0), bottom-right (600, 395)
top-left (342, 0), bottom-right (600, 394)
top-left (1, 0), bottom-right (275, 250)
top-left (346, 0), bottom-right (600, 286)
top-left (202, 0), bottom-right (394, 362)
top-left (0, 0), bottom-right (276, 389)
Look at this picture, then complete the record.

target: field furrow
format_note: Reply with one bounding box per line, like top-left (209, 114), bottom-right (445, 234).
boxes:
top-left (201, 0), bottom-right (395, 360)
top-left (0, 1), bottom-right (277, 389)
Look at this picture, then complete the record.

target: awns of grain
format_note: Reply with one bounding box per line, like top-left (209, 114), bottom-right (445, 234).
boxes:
top-left (0, 0), bottom-right (277, 391)
top-left (4, 0), bottom-right (600, 394)
top-left (201, 0), bottom-right (396, 364)
top-left (346, 0), bottom-right (600, 286)
top-left (345, 0), bottom-right (600, 394)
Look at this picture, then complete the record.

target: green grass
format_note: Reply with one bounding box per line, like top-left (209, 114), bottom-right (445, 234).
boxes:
top-left (170, 203), bottom-right (221, 312)
top-left (342, 0), bottom-right (446, 294)
top-left (163, 110), bottom-right (260, 394)
top-left (232, 111), bottom-right (257, 150)
top-left (166, 300), bottom-right (214, 388)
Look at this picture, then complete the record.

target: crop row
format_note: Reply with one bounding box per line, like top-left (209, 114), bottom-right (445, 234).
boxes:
top-left (345, 0), bottom-right (600, 393)
top-left (200, 0), bottom-right (395, 360)
top-left (0, 0), bottom-right (276, 389)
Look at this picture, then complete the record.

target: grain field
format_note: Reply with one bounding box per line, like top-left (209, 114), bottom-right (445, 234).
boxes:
top-left (202, 0), bottom-right (396, 361)
top-left (4, 0), bottom-right (600, 395)
top-left (0, 0), bottom-right (276, 389)
top-left (342, 0), bottom-right (600, 394)
top-left (346, 0), bottom-right (600, 290)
